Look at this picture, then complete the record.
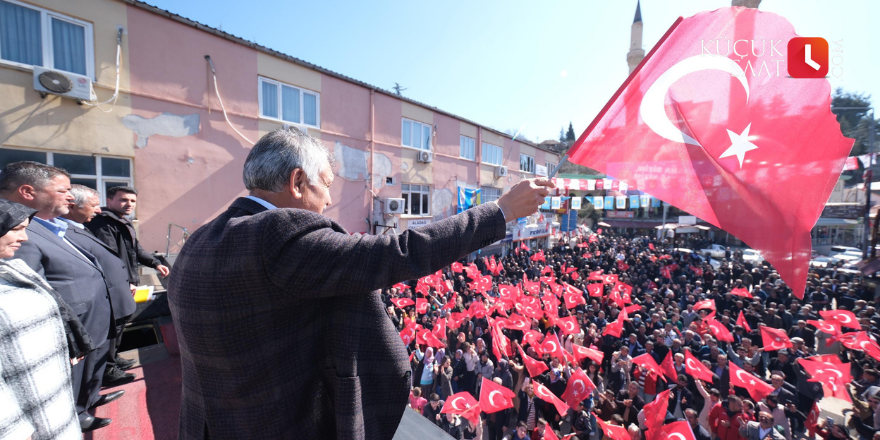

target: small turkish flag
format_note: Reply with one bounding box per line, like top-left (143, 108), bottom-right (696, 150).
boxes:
top-left (603, 308), bottom-right (627, 338)
top-left (587, 283), bottom-right (603, 297)
top-left (468, 300), bottom-right (487, 319)
top-left (798, 358), bottom-right (852, 402)
top-left (693, 299), bottom-right (716, 311)
top-left (530, 250), bottom-right (546, 262)
top-left (689, 265), bottom-right (703, 277)
top-left (432, 319), bottom-right (446, 339)
top-left (498, 284), bottom-right (522, 301)
top-left (424, 331), bottom-right (444, 349)
top-left (562, 368), bottom-right (596, 409)
top-left (806, 319), bottom-right (841, 336)
top-left (563, 292), bottom-right (581, 310)
top-left (651, 420), bottom-right (697, 440)
top-left (624, 304), bottom-right (642, 315)
top-left (451, 262), bottom-right (463, 273)
top-left (707, 319), bottom-right (734, 342)
top-left (737, 310), bottom-right (751, 332)
top-left (572, 344), bottom-right (604, 365)
top-left (729, 362), bottom-right (774, 401)
top-left (493, 261), bottom-right (504, 276)
top-left (557, 316), bottom-right (580, 335)
top-left (596, 417), bottom-right (630, 440)
top-left (441, 391), bottom-right (480, 425)
top-left (565, 7), bottom-right (853, 299)
top-left (730, 286), bottom-right (752, 298)
top-left (805, 401), bottom-right (821, 438)
top-left (761, 326), bottom-right (793, 351)
top-left (523, 330), bottom-right (544, 349)
top-left (390, 297), bottom-right (414, 309)
top-left (602, 274), bottom-right (618, 285)
top-left (542, 332), bottom-right (567, 362)
top-left (806, 354), bottom-right (843, 364)
top-left (478, 377), bottom-right (515, 413)
top-left (518, 345), bottom-right (549, 377)
top-left (588, 270), bottom-right (604, 280)
top-left (415, 298), bottom-right (429, 314)
top-left (519, 242), bottom-right (530, 251)
top-left (649, 243), bottom-right (655, 250)
top-left (660, 351), bottom-right (678, 381)
top-left (400, 322), bottom-right (417, 346)
top-left (643, 389), bottom-right (670, 440)
top-left (533, 381), bottom-right (570, 417)
top-left (506, 313), bottom-right (530, 331)
top-left (449, 312), bottom-right (467, 329)
top-left (819, 309), bottom-right (861, 329)
top-left (684, 349), bottom-right (714, 383)
top-left (632, 353), bottom-right (662, 378)
top-left (617, 260), bottom-right (629, 271)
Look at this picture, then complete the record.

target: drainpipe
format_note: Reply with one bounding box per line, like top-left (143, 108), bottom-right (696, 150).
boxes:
top-left (369, 89), bottom-right (375, 234)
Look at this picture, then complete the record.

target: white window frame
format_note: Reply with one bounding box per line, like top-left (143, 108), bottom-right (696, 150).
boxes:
top-left (482, 142), bottom-right (503, 166)
top-left (257, 76), bottom-right (321, 128)
top-left (401, 183), bottom-right (431, 217)
top-left (481, 186), bottom-right (501, 203)
top-left (459, 135), bottom-right (475, 161)
top-left (0, 147), bottom-right (132, 201)
top-left (0, 0), bottom-right (95, 79)
top-left (401, 118), bottom-right (432, 151)
top-left (520, 154), bottom-right (535, 174)
top-left (546, 161), bottom-right (557, 173)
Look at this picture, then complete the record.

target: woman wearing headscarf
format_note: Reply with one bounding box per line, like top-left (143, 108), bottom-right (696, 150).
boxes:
top-left (414, 347), bottom-right (436, 396)
top-left (0, 199), bottom-right (86, 439)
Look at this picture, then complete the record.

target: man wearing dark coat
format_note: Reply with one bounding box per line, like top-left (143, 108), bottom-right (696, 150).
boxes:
top-left (167, 128), bottom-right (553, 440)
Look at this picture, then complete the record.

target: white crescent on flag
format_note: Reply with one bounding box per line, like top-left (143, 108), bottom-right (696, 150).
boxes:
top-left (735, 369), bottom-right (751, 383)
top-left (573, 379), bottom-right (586, 396)
top-left (686, 358), bottom-right (699, 371)
top-left (488, 390), bottom-right (504, 407)
top-left (669, 434), bottom-right (687, 440)
top-left (640, 54), bottom-right (749, 147)
top-left (450, 397), bottom-right (465, 411)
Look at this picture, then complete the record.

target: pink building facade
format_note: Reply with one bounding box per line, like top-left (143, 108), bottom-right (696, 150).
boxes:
top-left (0, 0), bottom-right (560, 254)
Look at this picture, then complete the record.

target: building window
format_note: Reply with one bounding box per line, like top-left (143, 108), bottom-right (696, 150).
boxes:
top-left (482, 143), bottom-right (503, 166)
top-left (0, 148), bottom-right (132, 201)
top-left (481, 186), bottom-right (501, 203)
top-left (546, 162), bottom-right (557, 173)
top-left (401, 183), bottom-right (430, 216)
top-left (402, 118), bottom-right (431, 151)
top-left (460, 135), bottom-right (475, 161)
top-left (0, 0), bottom-right (94, 78)
top-left (258, 76), bottom-right (320, 127)
top-left (520, 154), bottom-right (535, 173)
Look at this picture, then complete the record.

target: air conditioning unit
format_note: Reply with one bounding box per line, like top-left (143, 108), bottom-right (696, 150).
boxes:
top-left (33, 66), bottom-right (96, 102)
top-left (495, 166), bottom-right (508, 178)
top-left (384, 197), bottom-right (406, 214)
top-left (417, 151), bottom-right (433, 163)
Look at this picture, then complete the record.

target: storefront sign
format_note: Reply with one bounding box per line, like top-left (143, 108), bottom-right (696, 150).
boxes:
top-left (536, 164), bottom-right (548, 177)
top-left (407, 219), bottom-right (432, 229)
top-left (605, 211), bottom-right (634, 219)
top-left (821, 203), bottom-right (863, 219)
top-left (679, 216), bottom-right (697, 225)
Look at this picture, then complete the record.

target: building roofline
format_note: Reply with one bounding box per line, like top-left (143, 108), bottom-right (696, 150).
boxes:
top-left (119, 0), bottom-right (559, 155)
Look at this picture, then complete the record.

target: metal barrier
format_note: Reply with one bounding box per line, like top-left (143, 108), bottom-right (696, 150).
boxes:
top-left (165, 223), bottom-right (190, 257)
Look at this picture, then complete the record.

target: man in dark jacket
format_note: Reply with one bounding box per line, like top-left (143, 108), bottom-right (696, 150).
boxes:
top-left (85, 186), bottom-right (169, 384)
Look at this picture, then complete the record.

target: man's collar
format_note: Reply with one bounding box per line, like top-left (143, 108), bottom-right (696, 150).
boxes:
top-left (245, 195), bottom-right (278, 211)
top-left (61, 218), bottom-right (85, 229)
top-left (33, 217), bottom-right (68, 238)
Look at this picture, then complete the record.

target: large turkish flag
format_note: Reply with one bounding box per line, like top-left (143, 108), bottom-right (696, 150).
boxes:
top-left (566, 7), bottom-right (854, 298)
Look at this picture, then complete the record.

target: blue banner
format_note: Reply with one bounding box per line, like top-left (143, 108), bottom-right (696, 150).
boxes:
top-left (629, 195), bottom-right (640, 209)
top-left (603, 196), bottom-right (614, 210)
top-left (457, 188), bottom-right (482, 213)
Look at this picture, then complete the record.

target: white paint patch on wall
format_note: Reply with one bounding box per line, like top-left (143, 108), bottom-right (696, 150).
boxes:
top-left (432, 188), bottom-right (454, 220)
top-left (372, 153), bottom-right (392, 190)
top-left (334, 141), bottom-right (368, 181)
top-left (401, 162), bottom-right (409, 172)
top-left (122, 112), bottom-right (200, 148)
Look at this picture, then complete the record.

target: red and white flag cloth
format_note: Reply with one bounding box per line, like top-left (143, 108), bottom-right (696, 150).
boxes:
top-left (805, 401), bottom-right (821, 438)
top-left (557, 316), bottom-right (580, 335)
top-left (415, 298), bottom-right (429, 314)
top-left (684, 349), bottom-right (714, 382)
top-left (707, 319), bottom-right (734, 342)
top-left (643, 390), bottom-right (671, 440)
top-left (660, 351), bottom-right (678, 381)
top-left (587, 283), bottom-right (604, 297)
top-left (730, 287), bottom-right (752, 298)
top-left (530, 250), bottom-right (546, 262)
top-left (390, 297), bottom-right (414, 309)
top-left (806, 319), bottom-right (841, 336)
top-left (761, 326), bottom-right (793, 350)
top-left (478, 377), bottom-right (515, 413)
top-left (596, 418), bottom-right (631, 440)
top-left (737, 310), bottom-right (751, 332)
top-left (819, 309), bottom-right (861, 329)
top-left (694, 299), bottom-right (716, 311)
top-left (632, 353), bottom-right (663, 378)
top-left (542, 332), bottom-right (567, 362)
top-left (441, 391), bottom-right (480, 425)
top-left (729, 362), bottom-right (774, 401)
top-left (562, 368), bottom-right (596, 409)
top-left (572, 344), bottom-right (605, 365)
top-left (518, 345), bottom-right (549, 378)
top-left (450, 262), bottom-right (463, 273)
top-left (650, 420), bottom-right (697, 440)
top-left (399, 322), bottom-right (417, 346)
top-left (533, 381), bottom-right (570, 417)
top-left (565, 7), bottom-right (854, 299)
top-left (602, 274), bottom-right (619, 285)
top-left (798, 358), bottom-right (852, 402)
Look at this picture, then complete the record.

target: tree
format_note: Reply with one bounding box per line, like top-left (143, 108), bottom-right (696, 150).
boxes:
top-left (559, 127), bottom-right (566, 142)
top-left (566, 122), bottom-right (576, 141)
top-left (831, 88), bottom-right (877, 157)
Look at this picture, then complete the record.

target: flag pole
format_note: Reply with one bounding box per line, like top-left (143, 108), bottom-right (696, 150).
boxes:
top-left (547, 154), bottom-right (569, 179)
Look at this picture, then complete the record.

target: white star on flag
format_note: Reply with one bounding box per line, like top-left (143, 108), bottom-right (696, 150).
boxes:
top-left (719, 123), bottom-right (759, 168)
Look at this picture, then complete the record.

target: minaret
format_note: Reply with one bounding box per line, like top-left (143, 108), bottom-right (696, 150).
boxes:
top-left (626, 0), bottom-right (645, 74)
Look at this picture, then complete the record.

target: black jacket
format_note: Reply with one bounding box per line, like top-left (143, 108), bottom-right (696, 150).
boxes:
top-left (86, 209), bottom-right (161, 284)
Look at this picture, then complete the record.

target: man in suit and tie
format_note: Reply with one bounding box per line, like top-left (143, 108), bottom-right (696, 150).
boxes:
top-left (739, 411), bottom-right (784, 440)
top-left (168, 128), bottom-right (553, 440)
top-left (0, 162), bottom-right (115, 432)
top-left (62, 184), bottom-right (138, 385)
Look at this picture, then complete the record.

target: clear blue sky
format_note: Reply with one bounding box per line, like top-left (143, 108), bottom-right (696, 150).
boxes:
top-left (146, 0), bottom-right (878, 143)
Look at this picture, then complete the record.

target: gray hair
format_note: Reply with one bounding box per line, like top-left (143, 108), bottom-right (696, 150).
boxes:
top-left (0, 161), bottom-right (70, 194)
top-left (69, 184), bottom-right (99, 207)
top-left (242, 128), bottom-right (332, 192)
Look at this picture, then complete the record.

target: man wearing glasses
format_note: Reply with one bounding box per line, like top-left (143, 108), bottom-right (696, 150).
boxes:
top-left (739, 411), bottom-right (784, 440)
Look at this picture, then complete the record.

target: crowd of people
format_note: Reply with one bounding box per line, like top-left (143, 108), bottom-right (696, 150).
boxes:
top-left (0, 161), bottom-right (168, 438)
top-left (387, 230), bottom-right (880, 440)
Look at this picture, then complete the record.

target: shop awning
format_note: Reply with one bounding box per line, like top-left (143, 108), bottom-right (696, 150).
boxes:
top-left (606, 220), bottom-right (663, 229)
top-left (814, 218), bottom-right (859, 226)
